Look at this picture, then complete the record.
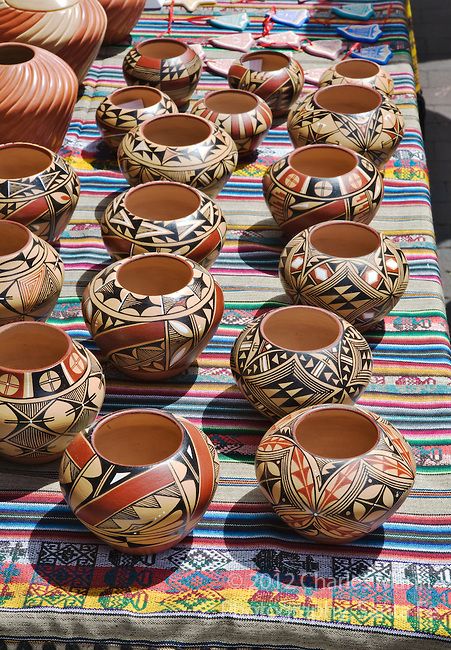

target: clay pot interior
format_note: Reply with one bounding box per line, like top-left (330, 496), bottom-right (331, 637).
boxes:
top-left (117, 254), bottom-right (193, 295)
top-left (142, 115), bottom-right (212, 147)
top-left (241, 51), bottom-right (290, 72)
top-left (138, 39), bottom-right (187, 60)
top-left (261, 306), bottom-right (342, 352)
top-left (333, 59), bottom-right (380, 80)
top-left (125, 183), bottom-right (201, 221)
top-left (0, 43), bottom-right (35, 65)
top-left (0, 221), bottom-right (31, 256)
top-left (204, 90), bottom-right (259, 114)
top-left (0, 143), bottom-right (52, 179)
top-left (0, 322), bottom-right (70, 371)
top-left (310, 222), bottom-right (381, 258)
top-left (92, 410), bottom-right (183, 467)
top-left (109, 86), bottom-right (164, 110)
top-left (289, 146), bottom-right (357, 178)
top-left (294, 407), bottom-right (379, 459)
top-left (315, 85), bottom-right (382, 114)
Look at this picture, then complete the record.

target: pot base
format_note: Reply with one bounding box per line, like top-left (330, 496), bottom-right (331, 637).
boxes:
top-left (1, 451), bottom-right (62, 465)
top-left (111, 361), bottom-right (191, 382)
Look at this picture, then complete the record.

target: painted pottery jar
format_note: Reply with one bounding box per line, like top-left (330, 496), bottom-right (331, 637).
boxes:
top-left (190, 89), bottom-right (273, 159)
top-left (0, 221), bottom-right (64, 325)
top-left (82, 253), bottom-right (224, 381)
top-left (0, 322), bottom-right (105, 464)
top-left (230, 305), bottom-right (372, 421)
top-left (228, 51), bottom-right (304, 121)
top-left (0, 0), bottom-right (107, 82)
top-left (256, 404), bottom-right (416, 543)
top-left (319, 59), bottom-right (394, 97)
top-left (98, 0), bottom-right (145, 44)
top-left (101, 181), bottom-right (226, 268)
top-left (123, 38), bottom-right (202, 110)
top-left (0, 143), bottom-right (80, 242)
top-left (287, 85), bottom-right (404, 168)
top-left (118, 114), bottom-right (238, 198)
top-left (280, 221), bottom-right (410, 331)
top-left (263, 144), bottom-right (383, 236)
top-left (0, 43), bottom-right (78, 151)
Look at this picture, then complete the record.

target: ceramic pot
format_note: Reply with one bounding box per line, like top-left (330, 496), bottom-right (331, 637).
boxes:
top-left (123, 38), bottom-right (202, 110)
top-left (319, 59), bottom-right (394, 97)
top-left (230, 305), bottom-right (372, 421)
top-left (227, 51), bottom-right (304, 121)
top-left (0, 43), bottom-right (77, 151)
top-left (60, 408), bottom-right (219, 553)
top-left (190, 89), bottom-right (272, 160)
top-left (263, 144), bottom-right (383, 236)
top-left (0, 0), bottom-right (107, 83)
top-left (280, 221), bottom-right (410, 331)
top-left (101, 182), bottom-right (226, 268)
top-left (0, 143), bottom-right (80, 242)
top-left (0, 322), bottom-right (105, 464)
top-left (96, 85), bottom-right (178, 150)
top-left (118, 114), bottom-right (238, 198)
top-left (82, 253), bottom-right (224, 381)
top-left (98, 0), bottom-right (145, 44)
top-left (256, 404), bottom-right (416, 543)
top-left (288, 85), bottom-right (404, 169)
top-left (0, 221), bottom-right (64, 325)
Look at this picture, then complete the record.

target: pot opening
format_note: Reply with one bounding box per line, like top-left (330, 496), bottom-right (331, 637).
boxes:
top-left (310, 222), bottom-right (381, 258)
top-left (334, 59), bottom-right (380, 79)
top-left (241, 51), bottom-right (289, 72)
top-left (294, 406), bottom-right (379, 459)
top-left (92, 410), bottom-right (183, 467)
top-left (315, 85), bottom-right (382, 114)
top-left (109, 86), bottom-right (163, 109)
top-left (142, 114), bottom-right (212, 147)
top-left (0, 322), bottom-right (70, 371)
top-left (138, 38), bottom-right (187, 60)
top-left (289, 146), bottom-right (357, 178)
top-left (0, 143), bottom-right (52, 179)
top-left (117, 254), bottom-right (193, 295)
top-left (205, 90), bottom-right (259, 114)
top-left (261, 306), bottom-right (342, 352)
top-left (0, 43), bottom-right (35, 65)
top-left (125, 183), bottom-right (201, 221)
top-left (0, 221), bottom-right (31, 256)
top-left (4, 0), bottom-right (78, 10)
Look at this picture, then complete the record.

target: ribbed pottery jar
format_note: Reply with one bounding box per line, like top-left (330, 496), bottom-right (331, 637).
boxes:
top-left (288, 85), bottom-right (404, 169)
top-left (0, 143), bottom-right (80, 242)
top-left (98, 0), bottom-right (145, 44)
top-left (280, 221), bottom-right (410, 331)
top-left (230, 305), bottom-right (373, 421)
top-left (0, 42), bottom-right (78, 151)
top-left (96, 86), bottom-right (178, 150)
top-left (82, 253), bottom-right (224, 381)
top-left (319, 59), bottom-right (394, 97)
top-left (0, 0), bottom-right (107, 82)
top-left (123, 38), bottom-right (202, 110)
top-left (101, 181), bottom-right (227, 268)
top-left (118, 114), bottom-right (238, 198)
top-left (60, 408), bottom-right (219, 554)
top-left (0, 221), bottom-right (64, 325)
top-left (256, 404), bottom-right (416, 543)
top-left (0, 322), bottom-right (105, 464)
top-left (263, 144), bottom-right (384, 236)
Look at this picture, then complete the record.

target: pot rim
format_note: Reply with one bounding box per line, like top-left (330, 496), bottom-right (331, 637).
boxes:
top-left (4, 0), bottom-right (78, 10)
top-left (201, 88), bottom-right (261, 116)
top-left (123, 180), bottom-right (203, 221)
top-left (333, 59), bottom-right (381, 79)
top-left (115, 252), bottom-right (195, 296)
top-left (314, 84), bottom-right (383, 114)
top-left (307, 220), bottom-right (382, 258)
top-left (0, 221), bottom-right (32, 260)
top-left (287, 144), bottom-right (359, 179)
top-left (106, 85), bottom-right (165, 110)
top-left (136, 37), bottom-right (190, 60)
top-left (0, 141), bottom-right (53, 181)
top-left (139, 113), bottom-right (214, 148)
top-left (0, 321), bottom-right (72, 374)
top-left (239, 50), bottom-right (291, 69)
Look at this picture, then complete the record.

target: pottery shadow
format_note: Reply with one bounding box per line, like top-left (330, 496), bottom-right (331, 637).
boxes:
top-left (0, 458), bottom-right (59, 499)
top-left (75, 265), bottom-right (109, 299)
top-left (237, 216), bottom-right (285, 276)
top-left (94, 190), bottom-right (124, 226)
top-left (81, 138), bottom-right (123, 173)
top-left (365, 320), bottom-right (387, 352)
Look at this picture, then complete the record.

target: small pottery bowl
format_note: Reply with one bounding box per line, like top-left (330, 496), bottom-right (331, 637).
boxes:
top-left (263, 144), bottom-right (383, 236)
top-left (96, 86), bottom-right (178, 150)
top-left (101, 181), bottom-right (227, 268)
top-left (0, 142), bottom-right (80, 242)
top-left (288, 85), bottom-right (404, 169)
top-left (280, 221), bottom-right (410, 331)
top-left (60, 408), bottom-right (219, 554)
top-left (123, 38), bottom-right (202, 110)
top-left (190, 89), bottom-right (273, 160)
top-left (0, 322), bottom-right (105, 464)
top-left (0, 221), bottom-right (64, 325)
top-left (228, 50), bottom-right (304, 121)
top-left (118, 114), bottom-right (238, 198)
top-left (230, 305), bottom-right (373, 421)
top-left (98, 0), bottom-right (146, 44)
top-left (256, 404), bottom-right (416, 543)
top-left (319, 59), bottom-right (394, 97)
top-left (82, 253), bottom-right (224, 381)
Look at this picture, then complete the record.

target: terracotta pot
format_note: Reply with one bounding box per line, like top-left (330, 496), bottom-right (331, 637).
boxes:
top-left (0, 43), bottom-right (77, 151)
top-left (319, 59), bottom-right (394, 97)
top-left (228, 51), bottom-right (304, 121)
top-left (0, 142), bottom-right (80, 242)
top-left (82, 253), bottom-right (224, 381)
top-left (96, 85), bottom-right (178, 150)
top-left (60, 408), bottom-right (219, 553)
top-left (98, 0), bottom-right (145, 44)
top-left (0, 322), bottom-right (105, 464)
top-left (101, 182), bottom-right (226, 268)
top-left (118, 114), bottom-right (238, 198)
top-left (288, 85), bottom-right (404, 168)
top-left (0, 221), bottom-right (64, 325)
top-left (256, 404), bottom-right (415, 543)
top-left (123, 38), bottom-right (202, 110)
top-left (230, 305), bottom-right (372, 420)
top-left (280, 221), bottom-right (410, 331)
top-left (263, 144), bottom-right (383, 236)
top-left (190, 89), bottom-right (272, 160)
top-left (0, 0), bottom-right (107, 83)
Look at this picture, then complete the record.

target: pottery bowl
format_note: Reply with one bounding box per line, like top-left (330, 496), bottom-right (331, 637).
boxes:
top-left (319, 59), bottom-right (394, 96)
top-left (99, 0), bottom-right (146, 44)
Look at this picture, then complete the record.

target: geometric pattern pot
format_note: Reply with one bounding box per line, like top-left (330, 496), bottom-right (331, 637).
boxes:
top-left (319, 59), bottom-right (394, 97)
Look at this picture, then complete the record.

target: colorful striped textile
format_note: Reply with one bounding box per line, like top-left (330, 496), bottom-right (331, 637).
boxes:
top-left (0, 1), bottom-right (450, 648)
